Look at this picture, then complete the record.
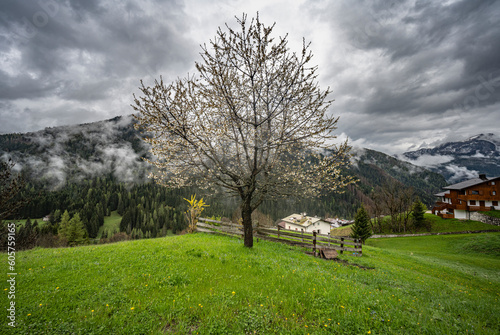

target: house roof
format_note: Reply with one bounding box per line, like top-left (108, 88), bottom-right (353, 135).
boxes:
top-left (434, 191), bottom-right (449, 197)
top-left (281, 214), bottom-right (324, 227)
top-left (443, 176), bottom-right (500, 190)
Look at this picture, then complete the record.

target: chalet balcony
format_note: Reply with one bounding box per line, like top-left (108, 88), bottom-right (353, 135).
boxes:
top-left (437, 213), bottom-right (454, 219)
top-left (432, 202), bottom-right (449, 211)
top-left (467, 205), bottom-right (492, 212)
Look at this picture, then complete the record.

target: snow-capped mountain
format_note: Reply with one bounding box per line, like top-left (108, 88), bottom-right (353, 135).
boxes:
top-left (402, 133), bottom-right (500, 183)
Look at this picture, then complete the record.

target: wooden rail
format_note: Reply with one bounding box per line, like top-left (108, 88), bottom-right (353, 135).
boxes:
top-left (196, 218), bottom-right (243, 238)
top-left (196, 218), bottom-right (362, 257)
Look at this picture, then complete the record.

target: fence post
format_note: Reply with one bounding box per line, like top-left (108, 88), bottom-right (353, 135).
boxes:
top-left (359, 239), bottom-right (362, 257)
top-left (278, 225), bottom-right (281, 239)
top-left (340, 237), bottom-right (344, 255)
top-left (313, 231), bottom-right (317, 257)
top-left (328, 232), bottom-right (330, 247)
top-left (301, 229), bottom-right (304, 242)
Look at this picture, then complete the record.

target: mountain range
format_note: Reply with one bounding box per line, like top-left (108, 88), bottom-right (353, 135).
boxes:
top-left (0, 115), bottom-right (460, 218)
top-left (401, 133), bottom-right (500, 183)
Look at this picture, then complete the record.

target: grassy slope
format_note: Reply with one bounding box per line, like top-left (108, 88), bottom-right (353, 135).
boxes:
top-left (425, 214), bottom-right (500, 233)
top-left (11, 218), bottom-right (46, 229)
top-left (331, 213), bottom-right (500, 237)
top-left (2, 233), bottom-right (499, 334)
top-left (481, 210), bottom-right (500, 219)
top-left (97, 211), bottom-right (122, 238)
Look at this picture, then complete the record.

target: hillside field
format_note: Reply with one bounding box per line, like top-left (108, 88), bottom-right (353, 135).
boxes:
top-left (332, 213), bottom-right (500, 237)
top-left (2, 232), bottom-right (499, 334)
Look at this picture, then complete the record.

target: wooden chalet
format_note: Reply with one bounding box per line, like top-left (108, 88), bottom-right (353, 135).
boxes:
top-left (432, 174), bottom-right (500, 219)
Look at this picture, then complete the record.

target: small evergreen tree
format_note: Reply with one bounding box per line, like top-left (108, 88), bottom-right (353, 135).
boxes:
top-left (351, 205), bottom-right (372, 244)
top-left (411, 198), bottom-right (427, 230)
top-left (18, 219), bottom-right (38, 249)
top-left (52, 209), bottom-right (62, 224)
top-left (67, 213), bottom-right (88, 246)
top-left (58, 210), bottom-right (71, 240)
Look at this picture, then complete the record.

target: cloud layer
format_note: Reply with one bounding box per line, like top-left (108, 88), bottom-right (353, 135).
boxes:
top-left (1, 0), bottom-right (499, 154)
top-left (1, 115), bottom-right (149, 189)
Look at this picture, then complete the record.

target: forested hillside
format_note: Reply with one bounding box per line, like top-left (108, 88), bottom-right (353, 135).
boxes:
top-left (17, 177), bottom-right (188, 239)
top-left (1, 116), bottom-right (447, 246)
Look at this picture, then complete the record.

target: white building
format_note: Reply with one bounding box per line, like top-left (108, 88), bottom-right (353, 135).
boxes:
top-left (279, 213), bottom-right (331, 234)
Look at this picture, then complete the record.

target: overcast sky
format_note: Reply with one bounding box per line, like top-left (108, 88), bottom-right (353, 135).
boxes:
top-left (1, 0), bottom-right (499, 154)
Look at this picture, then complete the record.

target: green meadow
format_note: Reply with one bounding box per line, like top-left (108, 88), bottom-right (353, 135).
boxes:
top-left (2, 232), bottom-right (499, 334)
top-left (333, 213), bottom-right (500, 237)
top-left (97, 211), bottom-right (124, 239)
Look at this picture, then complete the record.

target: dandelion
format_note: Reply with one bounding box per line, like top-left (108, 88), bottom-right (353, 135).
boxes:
top-left (232, 291), bottom-right (235, 295)
top-left (131, 307), bottom-right (134, 310)
top-left (56, 287), bottom-right (59, 290)
top-left (91, 310), bottom-right (94, 313)
top-left (368, 331), bottom-right (371, 334)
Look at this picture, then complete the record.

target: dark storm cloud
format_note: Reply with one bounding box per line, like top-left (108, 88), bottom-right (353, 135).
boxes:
top-left (0, 0), bottom-right (499, 154)
top-left (328, 0), bottom-right (500, 113)
top-left (312, 0), bottom-right (500, 152)
top-left (0, 0), bottom-right (196, 131)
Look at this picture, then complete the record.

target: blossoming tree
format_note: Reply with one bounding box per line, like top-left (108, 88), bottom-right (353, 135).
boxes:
top-left (133, 13), bottom-right (356, 247)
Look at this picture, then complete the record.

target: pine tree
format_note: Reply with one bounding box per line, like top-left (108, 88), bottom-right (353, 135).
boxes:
top-left (411, 198), bottom-right (427, 230)
top-left (117, 194), bottom-right (124, 215)
top-left (67, 213), bottom-right (88, 246)
top-left (58, 210), bottom-right (71, 240)
top-left (89, 214), bottom-right (99, 238)
top-left (18, 218), bottom-right (38, 249)
top-left (351, 205), bottom-right (372, 244)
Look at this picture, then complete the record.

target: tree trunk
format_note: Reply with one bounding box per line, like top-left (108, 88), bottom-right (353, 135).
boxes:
top-left (241, 198), bottom-right (253, 248)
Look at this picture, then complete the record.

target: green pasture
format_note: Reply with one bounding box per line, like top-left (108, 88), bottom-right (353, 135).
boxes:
top-left (481, 210), bottom-right (500, 219)
top-left (2, 232), bottom-right (499, 334)
top-left (97, 211), bottom-right (123, 239)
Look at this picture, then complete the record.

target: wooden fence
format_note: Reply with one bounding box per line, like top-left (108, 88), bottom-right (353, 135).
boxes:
top-left (196, 218), bottom-right (362, 257)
